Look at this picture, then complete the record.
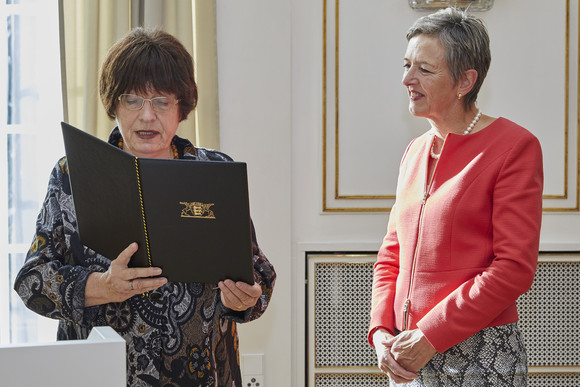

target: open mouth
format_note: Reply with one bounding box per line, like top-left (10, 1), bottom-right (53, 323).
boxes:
top-left (409, 90), bottom-right (424, 99)
top-left (136, 131), bottom-right (157, 136)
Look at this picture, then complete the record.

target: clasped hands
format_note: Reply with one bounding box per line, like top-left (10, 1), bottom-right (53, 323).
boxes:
top-left (85, 242), bottom-right (262, 311)
top-left (373, 328), bottom-right (437, 384)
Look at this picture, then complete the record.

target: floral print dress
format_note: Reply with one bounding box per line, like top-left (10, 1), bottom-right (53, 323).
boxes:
top-left (14, 128), bottom-right (276, 387)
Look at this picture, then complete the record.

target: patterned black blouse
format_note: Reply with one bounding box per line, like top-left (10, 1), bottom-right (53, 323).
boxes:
top-left (14, 128), bottom-right (276, 387)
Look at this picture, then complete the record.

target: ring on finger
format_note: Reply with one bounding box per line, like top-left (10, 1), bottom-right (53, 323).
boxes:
top-left (129, 280), bottom-right (134, 291)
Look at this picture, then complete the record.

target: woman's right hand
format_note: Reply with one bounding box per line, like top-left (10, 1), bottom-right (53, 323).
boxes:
top-left (85, 242), bottom-right (167, 306)
top-left (373, 328), bottom-right (418, 384)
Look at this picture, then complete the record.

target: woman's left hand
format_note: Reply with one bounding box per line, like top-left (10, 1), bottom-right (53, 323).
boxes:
top-left (218, 279), bottom-right (262, 312)
top-left (387, 329), bottom-right (437, 373)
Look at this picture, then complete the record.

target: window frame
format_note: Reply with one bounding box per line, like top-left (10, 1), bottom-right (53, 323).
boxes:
top-left (0, 0), bottom-right (63, 345)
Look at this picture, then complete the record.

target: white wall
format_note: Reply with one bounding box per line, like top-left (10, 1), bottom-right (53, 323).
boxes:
top-left (217, 1), bottom-right (293, 386)
top-left (216, 1), bottom-right (580, 386)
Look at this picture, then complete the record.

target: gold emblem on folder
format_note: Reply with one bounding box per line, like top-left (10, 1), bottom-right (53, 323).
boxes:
top-left (179, 202), bottom-right (216, 219)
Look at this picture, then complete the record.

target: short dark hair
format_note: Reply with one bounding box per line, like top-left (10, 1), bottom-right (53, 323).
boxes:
top-left (99, 27), bottom-right (197, 121)
top-left (406, 8), bottom-right (491, 109)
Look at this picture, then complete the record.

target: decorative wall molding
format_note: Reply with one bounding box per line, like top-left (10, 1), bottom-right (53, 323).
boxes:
top-left (322, 0), bottom-right (580, 212)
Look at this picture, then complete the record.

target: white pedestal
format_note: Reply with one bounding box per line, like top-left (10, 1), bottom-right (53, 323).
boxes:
top-left (0, 326), bottom-right (126, 386)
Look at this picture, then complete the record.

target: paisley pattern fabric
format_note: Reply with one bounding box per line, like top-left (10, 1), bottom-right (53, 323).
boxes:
top-left (390, 323), bottom-right (528, 387)
top-left (14, 128), bottom-right (276, 387)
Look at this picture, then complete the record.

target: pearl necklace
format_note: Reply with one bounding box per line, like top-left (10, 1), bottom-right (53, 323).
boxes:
top-left (430, 109), bottom-right (482, 160)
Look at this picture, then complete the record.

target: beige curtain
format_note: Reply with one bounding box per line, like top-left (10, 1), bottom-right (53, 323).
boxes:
top-left (60, 0), bottom-right (220, 149)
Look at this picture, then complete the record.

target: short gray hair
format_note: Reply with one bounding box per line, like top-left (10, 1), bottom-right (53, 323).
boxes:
top-left (406, 8), bottom-right (491, 109)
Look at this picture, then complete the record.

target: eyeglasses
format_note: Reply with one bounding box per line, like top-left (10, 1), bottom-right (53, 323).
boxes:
top-left (118, 94), bottom-right (179, 113)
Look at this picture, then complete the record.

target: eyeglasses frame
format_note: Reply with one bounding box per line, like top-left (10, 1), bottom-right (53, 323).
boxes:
top-left (117, 93), bottom-right (180, 113)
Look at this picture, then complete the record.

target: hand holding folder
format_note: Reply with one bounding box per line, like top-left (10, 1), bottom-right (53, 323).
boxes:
top-left (61, 122), bottom-right (254, 284)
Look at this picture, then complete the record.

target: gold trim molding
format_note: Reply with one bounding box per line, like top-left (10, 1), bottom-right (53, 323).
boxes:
top-left (322, 0), bottom-right (580, 212)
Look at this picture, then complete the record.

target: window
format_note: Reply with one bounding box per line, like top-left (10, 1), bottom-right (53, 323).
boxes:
top-left (0, 0), bottom-right (63, 344)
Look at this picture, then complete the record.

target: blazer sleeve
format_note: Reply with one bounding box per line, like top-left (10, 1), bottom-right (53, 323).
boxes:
top-left (367, 140), bottom-right (416, 346)
top-left (368, 205), bottom-right (400, 346)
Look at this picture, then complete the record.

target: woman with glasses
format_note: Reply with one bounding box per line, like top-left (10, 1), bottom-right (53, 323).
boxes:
top-left (15, 28), bottom-right (276, 387)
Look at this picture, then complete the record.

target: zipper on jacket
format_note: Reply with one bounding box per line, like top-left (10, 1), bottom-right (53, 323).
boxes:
top-left (403, 143), bottom-right (440, 331)
top-left (403, 190), bottom-right (428, 331)
top-left (403, 299), bottom-right (411, 331)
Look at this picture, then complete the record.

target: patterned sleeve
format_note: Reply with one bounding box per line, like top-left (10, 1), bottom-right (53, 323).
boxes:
top-left (13, 158), bottom-right (108, 326)
top-left (195, 147), bottom-right (276, 323)
top-left (221, 220), bottom-right (276, 323)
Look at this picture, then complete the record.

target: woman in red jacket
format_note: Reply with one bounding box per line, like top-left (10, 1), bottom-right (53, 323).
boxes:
top-left (369, 8), bottom-right (543, 386)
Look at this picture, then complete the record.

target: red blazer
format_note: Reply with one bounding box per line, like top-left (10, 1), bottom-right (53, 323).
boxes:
top-left (368, 118), bottom-right (543, 353)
